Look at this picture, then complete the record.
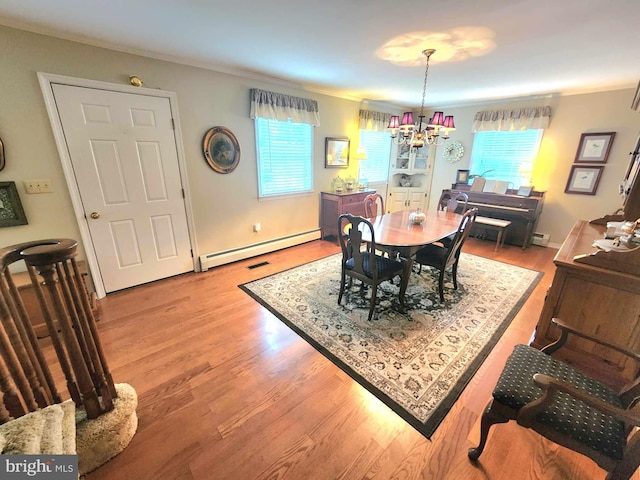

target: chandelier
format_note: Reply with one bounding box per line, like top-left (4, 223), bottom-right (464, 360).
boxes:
top-left (387, 49), bottom-right (455, 148)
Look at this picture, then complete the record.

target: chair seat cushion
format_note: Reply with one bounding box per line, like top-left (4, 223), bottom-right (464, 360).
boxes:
top-left (346, 252), bottom-right (402, 277)
top-left (438, 234), bottom-right (455, 248)
top-left (414, 243), bottom-right (448, 265)
top-left (493, 344), bottom-right (626, 460)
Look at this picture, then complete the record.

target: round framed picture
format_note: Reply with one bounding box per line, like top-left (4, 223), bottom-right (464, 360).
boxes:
top-left (203, 126), bottom-right (240, 174)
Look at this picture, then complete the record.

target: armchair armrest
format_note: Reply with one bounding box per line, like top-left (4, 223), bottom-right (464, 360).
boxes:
top-left (541, 318), bottom-right (640, 363)
top-left (518, 373), bottom-right (640, 429)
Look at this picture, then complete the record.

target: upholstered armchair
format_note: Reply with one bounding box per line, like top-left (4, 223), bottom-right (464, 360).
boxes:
top-left (469, 318), bottom-right (640, 480)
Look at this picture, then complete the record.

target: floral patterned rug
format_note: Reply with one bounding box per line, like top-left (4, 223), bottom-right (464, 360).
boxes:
top-left (240, 253), bottom-right (542, 438)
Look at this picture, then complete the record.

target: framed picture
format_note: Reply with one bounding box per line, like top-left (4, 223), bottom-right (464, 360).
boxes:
top-left (455, 169), bottom-right (470, 184)
top-left (202, 126), bottom-right (241, 174)
top-left (574, 132), bottom-right (616, 163)
top-left (564, 165), bottom-right (604, 195)
top-left (325, 137), bottom-right (350, 168)
top-left (0, 181), bottom-right (28, 227)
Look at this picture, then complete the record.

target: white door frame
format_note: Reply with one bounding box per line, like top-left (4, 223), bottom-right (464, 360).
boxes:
top-left (38, 72), bottom-right (200, 299)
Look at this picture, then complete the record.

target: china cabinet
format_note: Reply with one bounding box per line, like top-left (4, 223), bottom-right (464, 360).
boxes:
top-left (386, 143), bottom-right (434, 213)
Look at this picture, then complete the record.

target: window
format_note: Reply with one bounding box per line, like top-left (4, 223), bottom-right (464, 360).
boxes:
top-left (469, 129), bottom-right (543, 187)
top-left (255, 117), bottom-right (313, 197)
top-left (358, 129), bottom-right (391, 183)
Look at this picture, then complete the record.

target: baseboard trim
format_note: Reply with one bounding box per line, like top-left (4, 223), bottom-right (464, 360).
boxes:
top-left (199, 230), bottom-right (321, 271)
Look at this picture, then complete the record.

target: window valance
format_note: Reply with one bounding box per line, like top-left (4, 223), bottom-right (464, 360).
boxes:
top-left (250, 88), bottom-right (320, 126)
top-left (358, 109), bottom-right (392, 131)
top-left (472, 106), bottom-right (552, 132)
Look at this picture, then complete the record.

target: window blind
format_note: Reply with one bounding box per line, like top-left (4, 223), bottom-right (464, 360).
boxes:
top-left (256, 118), bottom-right (313, 197)
top-left (469, 129), bottom-right (543, 187)
top-left (358, 129), bottom-right (391, 183)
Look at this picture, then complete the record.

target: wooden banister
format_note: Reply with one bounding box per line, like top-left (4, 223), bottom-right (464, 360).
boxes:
top-left (0, 239), bottom-right (116, 422)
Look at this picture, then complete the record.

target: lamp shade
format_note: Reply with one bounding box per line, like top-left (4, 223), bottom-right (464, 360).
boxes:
top-left (355, 147), bottom-right (367, 160)
top-left (429, 111), bottom-right (444, 126)
top-left (387, 116), bottom-right (400, 129)
top-left (443, 115), bottom-right (456, 130)
top-left (400, 112), bottom-right (414, 126)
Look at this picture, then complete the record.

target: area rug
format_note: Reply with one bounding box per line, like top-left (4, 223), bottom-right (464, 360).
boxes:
top-left (240, 253), bottom-right (542, 438)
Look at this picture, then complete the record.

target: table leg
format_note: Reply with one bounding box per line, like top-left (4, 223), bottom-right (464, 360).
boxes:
top-left (397, 258), bottom-right (412, 313)
top-left (396, 247), bottom-right (417, 314)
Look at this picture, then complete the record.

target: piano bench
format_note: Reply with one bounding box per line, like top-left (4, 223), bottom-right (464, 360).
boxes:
top-left (474, 217), bottom-right (512, 251)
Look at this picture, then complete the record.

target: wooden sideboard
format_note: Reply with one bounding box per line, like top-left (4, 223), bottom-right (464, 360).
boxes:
top-left (320, 190), bottom-right (375, 240)
top-left (531, 220), bottom-right (640, 385)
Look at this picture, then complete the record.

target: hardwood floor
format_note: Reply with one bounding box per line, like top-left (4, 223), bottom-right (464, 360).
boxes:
top-left (78, 238), bottom-right (635, 480)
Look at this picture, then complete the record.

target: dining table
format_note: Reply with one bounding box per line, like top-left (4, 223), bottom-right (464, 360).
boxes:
top-left (358, 209), bottom-right (463, 310)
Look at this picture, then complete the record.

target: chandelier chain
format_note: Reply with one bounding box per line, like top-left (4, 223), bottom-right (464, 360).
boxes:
top-left (419, 53), bottom-right (430, 121)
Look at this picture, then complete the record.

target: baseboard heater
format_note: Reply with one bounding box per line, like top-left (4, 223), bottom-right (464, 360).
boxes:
top-left (199, 229), bottom-right (321, 271)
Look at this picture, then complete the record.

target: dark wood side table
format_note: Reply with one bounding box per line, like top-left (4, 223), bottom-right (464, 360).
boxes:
top-left (320, 190), bottom-right (375, 240)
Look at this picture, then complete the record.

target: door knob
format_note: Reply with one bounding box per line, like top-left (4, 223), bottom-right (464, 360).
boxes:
top-left (90, 212), bottom-right (100, 219)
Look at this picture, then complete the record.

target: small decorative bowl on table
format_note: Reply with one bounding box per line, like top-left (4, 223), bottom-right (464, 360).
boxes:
top-left (409, 208), bottom-right (426, 225)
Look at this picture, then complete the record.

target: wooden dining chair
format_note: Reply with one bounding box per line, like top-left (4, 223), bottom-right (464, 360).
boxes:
top-left (337, 214), bottom-right (406, 321)
top-left (414, 208), bottom-right (478, 301)
top-left (364, 193), bottom-right (385, 217)
top-left (469, 318), bottom-right (640, 480)
top-left (363, 193), bottom-right (396, 258)
top-left (438, 191), bottom-right (469, 214)
top-left (435, 192), bottom-right (469, 247)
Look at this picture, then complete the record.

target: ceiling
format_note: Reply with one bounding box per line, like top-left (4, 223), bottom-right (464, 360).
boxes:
top-left (2, 0), bottom-right (639, 109)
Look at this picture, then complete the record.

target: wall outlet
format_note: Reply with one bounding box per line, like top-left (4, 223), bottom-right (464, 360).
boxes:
top-left (24, 179), bottom-right (53, 194)
top-left (253, 222), bottom-right (261, 233)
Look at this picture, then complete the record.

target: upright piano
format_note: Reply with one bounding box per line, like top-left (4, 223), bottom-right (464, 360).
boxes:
top-left (442, 184), bottom-right (545, 248)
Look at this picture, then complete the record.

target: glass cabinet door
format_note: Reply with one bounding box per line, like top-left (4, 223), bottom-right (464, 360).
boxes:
top-left (393, 144), bottom-right (411, 170)
top-left (413, 146), bottom-right (428, 170)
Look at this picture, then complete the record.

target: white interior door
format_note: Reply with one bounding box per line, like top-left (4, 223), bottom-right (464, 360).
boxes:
top-left (52, 84), bottom-right (193, 293)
